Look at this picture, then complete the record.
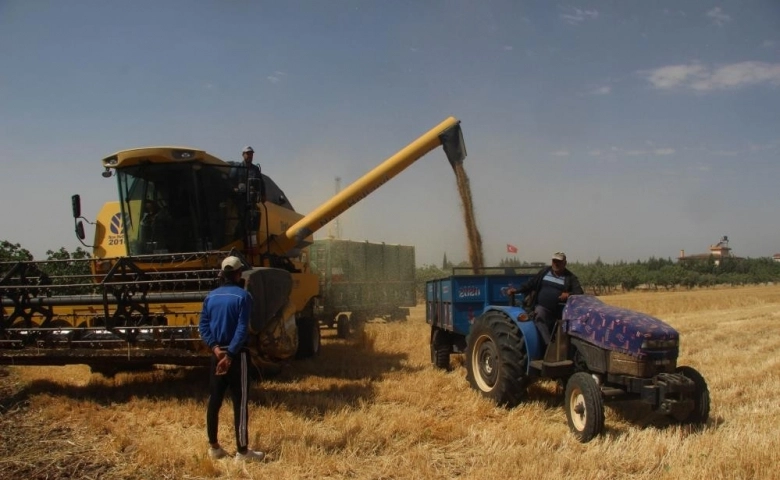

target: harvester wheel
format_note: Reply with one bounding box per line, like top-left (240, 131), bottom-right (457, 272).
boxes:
top-left (671, 366), bottom-right (710, 425)
top-left (336, 313), bottom-right (350, 338)
top-left (565, 372), bottom-right (605, 443)
top-left (430, 328), bottom-right (451, 370)
top-left (295, 316), bottom-right (321, 359)
top-left (465, 312), bottom-right (529, 407)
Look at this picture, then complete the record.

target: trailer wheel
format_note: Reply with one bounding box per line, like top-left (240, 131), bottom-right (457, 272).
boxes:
top-left (465, 312), bottom-right (529, 407)
top-left (565, 372), bottom-right (605, 443)
top-left (430, 328), bottom-right (451, 370)
top-left (336, 313), bottom-right (350, 338)
top-left (295, 316), bottom-right (321, 358)
top-left (671, 366), bottom-right (710, 425)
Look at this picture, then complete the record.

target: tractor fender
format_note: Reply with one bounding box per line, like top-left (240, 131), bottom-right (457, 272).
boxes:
top-left (482, 306), bottom-right (546, 367)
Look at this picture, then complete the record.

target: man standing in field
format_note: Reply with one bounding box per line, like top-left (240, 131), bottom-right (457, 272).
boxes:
top-left (198, 256), bottom-right (265, 463)
top-left (508, 252), bottom-right (583, 344)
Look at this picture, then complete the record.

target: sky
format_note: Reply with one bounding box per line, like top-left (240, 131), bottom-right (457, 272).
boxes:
top-left (1, 1), bottom-right (779, 266)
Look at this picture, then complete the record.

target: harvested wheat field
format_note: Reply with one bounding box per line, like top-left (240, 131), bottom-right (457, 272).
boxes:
top-left (2, 285), bottom-right (779, 479)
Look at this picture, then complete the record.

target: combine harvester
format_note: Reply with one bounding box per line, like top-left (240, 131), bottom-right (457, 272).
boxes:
top-left (0, 117), bottom-right (466, 375)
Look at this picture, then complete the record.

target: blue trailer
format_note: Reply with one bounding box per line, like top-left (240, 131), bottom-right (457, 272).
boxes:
top-left (426, 268), bottom-right (538, 366)
top-left (426, 268), bottom-right (710, 442)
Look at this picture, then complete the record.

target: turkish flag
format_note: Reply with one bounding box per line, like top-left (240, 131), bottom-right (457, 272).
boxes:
top-left (507, 244), bottom-right (518, 254)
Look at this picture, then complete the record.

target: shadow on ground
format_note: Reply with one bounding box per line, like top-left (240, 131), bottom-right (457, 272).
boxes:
top-left (0, 324), bottom-right (419, 416)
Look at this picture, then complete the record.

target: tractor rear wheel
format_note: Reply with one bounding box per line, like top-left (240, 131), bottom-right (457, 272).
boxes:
top-left (671, 366), bottom-right (710, 425)
top-left (465, 312), bottom-right (529, 407)
top-left (565, 372), bottom-right (605, 443)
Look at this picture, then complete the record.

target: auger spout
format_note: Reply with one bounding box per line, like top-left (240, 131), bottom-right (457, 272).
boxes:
top-left (275, 116), bottom-right (466, 253)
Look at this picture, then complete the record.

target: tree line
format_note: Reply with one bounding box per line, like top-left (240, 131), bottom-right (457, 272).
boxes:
top-left (4, 240), bottom-right (779, 298)
top-left (1, 241), bottom-right (92, 293)
top-left (416, 253), bottom-right (780, 297)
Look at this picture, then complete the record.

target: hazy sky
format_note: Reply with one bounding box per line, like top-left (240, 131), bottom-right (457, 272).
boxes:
top-left (1, 1), bottom-right (779, 266)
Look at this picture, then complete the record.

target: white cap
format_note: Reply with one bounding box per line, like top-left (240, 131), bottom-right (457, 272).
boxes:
top-left (221, 256), bottom-right (244, 272)
top-left (552, 252), bottom-right (567, 261)
top-left (242, 146), bottom-right (254, 153)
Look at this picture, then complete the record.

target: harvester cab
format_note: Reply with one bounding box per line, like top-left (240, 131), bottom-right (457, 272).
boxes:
top-left (1, 117), bottom-right (466, 374)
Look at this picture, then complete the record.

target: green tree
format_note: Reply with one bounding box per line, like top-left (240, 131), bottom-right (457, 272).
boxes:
top-left (441, 252), bottom-right (454, 271)
top-left (615, 262), bottom-right (641, 292)
top-left (415, 264), bottom-right (447, 300)
top-left (0, 240), bottom-right (33, 262)
top-left (497, 257), bottom-right (522, 267)
top-left (42, 247), bottom-right (93, 294)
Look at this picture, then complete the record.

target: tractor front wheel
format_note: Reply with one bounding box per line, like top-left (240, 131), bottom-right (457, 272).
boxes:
top-left (671, 366), bottom-right (710, 425)
top-left (565, 372), bottom-right (605, 443)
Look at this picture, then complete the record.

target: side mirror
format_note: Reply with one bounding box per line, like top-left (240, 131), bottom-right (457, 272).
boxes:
top-left (71, 194), bottom-right (81, 219)
top-left (75, 220), bottom-right (85, 240)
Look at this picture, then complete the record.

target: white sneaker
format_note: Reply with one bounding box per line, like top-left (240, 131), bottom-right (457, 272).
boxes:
top-left (209, 446), bottom-right (228, 459)
top-left (234, 449), bottom-right (265, 463)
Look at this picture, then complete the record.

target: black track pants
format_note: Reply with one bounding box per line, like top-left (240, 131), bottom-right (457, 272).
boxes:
top-left (206, 349), bottom-right (249, 451)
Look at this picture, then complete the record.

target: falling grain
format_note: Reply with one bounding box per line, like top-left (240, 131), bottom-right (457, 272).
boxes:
top-left (452, 162), bottom-right (484, 272)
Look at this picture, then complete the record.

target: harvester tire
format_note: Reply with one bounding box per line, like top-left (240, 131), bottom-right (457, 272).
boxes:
top-left (295, 316), bottom-right (321, 358)
top-left (565, 372), bottom-right (605, 443)
top-left (336, 313), bottom-right (350, 338)
top-left (465, 312), bottom-right (529, 407)
top-left (671, 366), bottom-right (710, 425)
top-left (430, 328), bottom-right (451, 370)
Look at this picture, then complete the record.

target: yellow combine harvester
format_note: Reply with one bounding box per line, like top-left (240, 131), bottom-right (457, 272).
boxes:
top-left (0, 117), bottom-right (466, 374)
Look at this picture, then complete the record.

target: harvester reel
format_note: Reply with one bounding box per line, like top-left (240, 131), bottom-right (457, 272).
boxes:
top-left (1, 262), bottom-right (55, 346)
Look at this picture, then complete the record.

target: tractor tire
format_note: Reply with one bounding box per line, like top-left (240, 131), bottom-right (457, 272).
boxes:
top-left (671, 366), bottom-right (710, 425)
top-left (430, 328), bottom-right (451, 370)
top-left (336, 313), bottom-right (350, 339)
top-left (465, 312), bottom-right (529, 407)
top-left (295, 316), bottom-right (321, 358)
top-left (565, 372), bottom-right (605, 443)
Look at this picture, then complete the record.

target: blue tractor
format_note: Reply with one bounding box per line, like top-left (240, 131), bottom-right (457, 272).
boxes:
top-left (426, 268), bottom-right (710, 442)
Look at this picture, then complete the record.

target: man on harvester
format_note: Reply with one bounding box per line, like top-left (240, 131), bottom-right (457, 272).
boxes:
top-left (229, 146), bottom-right (267, 243)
